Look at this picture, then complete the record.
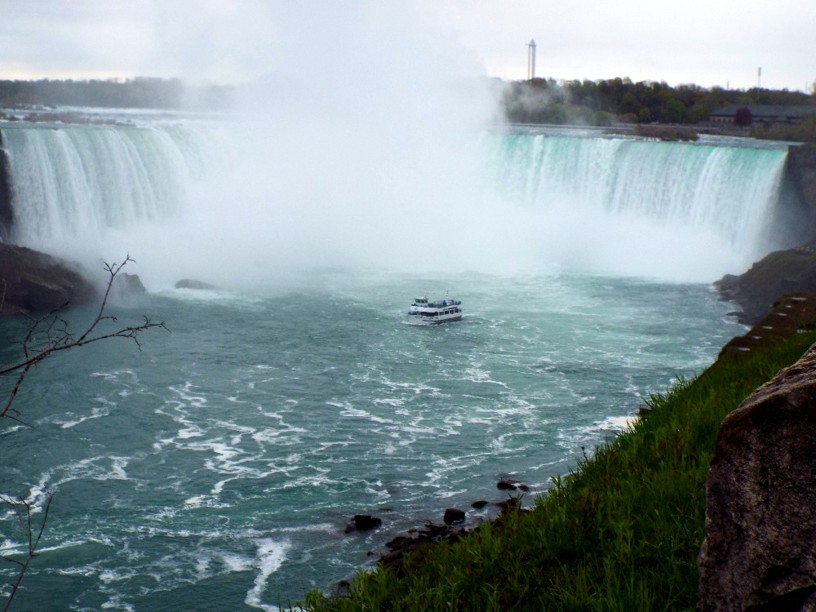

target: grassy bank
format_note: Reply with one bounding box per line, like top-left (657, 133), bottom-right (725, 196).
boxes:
top-left (298, 328), bottom-right (816, 611)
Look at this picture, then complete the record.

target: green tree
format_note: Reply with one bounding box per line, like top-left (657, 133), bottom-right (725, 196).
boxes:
top-left (664, 99), bottom-right (689, 123)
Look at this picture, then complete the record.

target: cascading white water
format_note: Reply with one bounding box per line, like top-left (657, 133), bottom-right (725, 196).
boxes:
top-left (0, 121), bottom-right (797, 284)
top-left (3, 122), bottom-right (225, 249)
top-left (486, 130), bottom-right (793, 279)
top-left (493, 132), bottom-right (788, 250)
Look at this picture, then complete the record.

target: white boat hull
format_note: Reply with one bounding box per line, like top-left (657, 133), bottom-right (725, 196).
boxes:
top-left (407, 297), bottom-right (463, 325)
top-left (406, 312), bottom-right (463, 325)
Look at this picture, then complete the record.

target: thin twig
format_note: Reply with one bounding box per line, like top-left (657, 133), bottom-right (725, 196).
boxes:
top-left (1, 493), bottom-right (53, 612)
top-left (0, 256), bottom-right (167, 418)
top-left (0, 256), bottom-right (166, 609)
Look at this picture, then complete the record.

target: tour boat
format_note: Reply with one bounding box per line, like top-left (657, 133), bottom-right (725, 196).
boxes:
top-left (407, 296), bottom-right (463, 325)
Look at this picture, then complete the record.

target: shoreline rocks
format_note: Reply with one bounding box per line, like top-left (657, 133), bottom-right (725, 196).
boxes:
top-left (347, 478), bottom-right (532, 579)
top-left (717, 293), bottom-right (816, 358)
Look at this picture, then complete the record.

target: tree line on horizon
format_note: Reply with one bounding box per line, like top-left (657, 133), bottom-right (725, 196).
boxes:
top-left (0, 77), bottom-right (231, 111)
top-left (1, 75), bottom-right (815, 139)
top-left (502, 76), bottom-right (816, 127)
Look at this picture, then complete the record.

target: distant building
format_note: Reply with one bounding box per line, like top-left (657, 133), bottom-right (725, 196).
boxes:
top-left (710, 104), bottom-right (816, 125)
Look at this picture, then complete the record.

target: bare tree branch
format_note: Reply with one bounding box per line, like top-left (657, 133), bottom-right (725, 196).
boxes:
top-left (0, 255), bottom-right (168, 419)
top-left (0, 255), bottom-right (166, 609)
top-left (1, 492), bottom-right (53, 612)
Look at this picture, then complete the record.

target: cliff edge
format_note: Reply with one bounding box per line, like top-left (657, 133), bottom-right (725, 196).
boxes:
top-left (715, 246), bottom-right (816, 325)
top-left (787, 143), bottom-right (816, 229)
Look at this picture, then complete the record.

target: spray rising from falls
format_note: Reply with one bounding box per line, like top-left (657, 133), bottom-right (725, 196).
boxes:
top-left (488, 131), bottom-right (794, 279)
top-left (2, 121), bottom-right (226, 257)
top-left (0, 122), bottom-right (799, 285)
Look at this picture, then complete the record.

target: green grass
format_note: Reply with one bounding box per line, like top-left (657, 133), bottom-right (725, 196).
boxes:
top-left (297, 331), bottom-right (816, 611)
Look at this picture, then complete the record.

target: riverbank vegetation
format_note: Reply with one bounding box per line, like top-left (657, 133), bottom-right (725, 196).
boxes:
top-left (298, 329), bottom-right (816, 610)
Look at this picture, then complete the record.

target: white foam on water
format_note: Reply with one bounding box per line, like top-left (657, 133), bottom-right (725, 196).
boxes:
top-left (100, 567), bottom-right (138, 583)
top-left (0, 424), bottom-right (26, 436)
top-left (379, 378), bottom-right (442, 396)
top-left (183, 494), bottom-right (229, 509)
top-left (329, 401), bottom-right (395, 425)
top-left (557, 414), bottom-right (639, 452)
top-left (101, 596), bottom-right (136, 612)
top-left (56, 565), bottom-right (102, 577)
top-left (372, 398), bottom-right (406, 408)
top-left (437, 489), bottom-right (468, 499)
top-left (463, 366), bottom-right (509, 388)
top-left (251, 426), bottom-right (307, 445)
top-left (168, 381), bottom-right (209, 407)
top-left (17, 455), bottom-right (132, 516)
top-left (45, 398), bottom-right (113, 429)
top-left (90, 369), bottom-right (139, 382)
top-left (176, 426), bottom-right (205, 439)
top-left (0, 538), bottom-right (23, 557)
top-left (267, 524), bottom-right (336, 537)
top-left (598, 415), bottom-right (639, 431)
top-left (287, 469), bottom-right (334, 490)
top-left (245, 538), bottom-right (291, 611)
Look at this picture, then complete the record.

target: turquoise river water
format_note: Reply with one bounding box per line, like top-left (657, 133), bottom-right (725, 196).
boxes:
top-left (0, 268), bottom-right (742, 610)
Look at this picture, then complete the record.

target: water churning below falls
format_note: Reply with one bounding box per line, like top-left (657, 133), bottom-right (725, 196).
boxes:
top-left (1, 270), bottom-right (742, 609)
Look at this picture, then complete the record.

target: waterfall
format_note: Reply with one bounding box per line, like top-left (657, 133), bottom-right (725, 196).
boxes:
top-left (2, 122), bottom-right (225, 248)
top-left (489, 132), bottom-right (792, 266)
top-left (0, 121), bottom-right (800, 284)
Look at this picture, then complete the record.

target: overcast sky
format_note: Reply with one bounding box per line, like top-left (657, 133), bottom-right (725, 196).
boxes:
top-left (0, 0), bottom-right (813, 92)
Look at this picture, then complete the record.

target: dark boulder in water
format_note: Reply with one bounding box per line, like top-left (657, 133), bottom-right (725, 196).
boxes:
top-left (345, 514), bottom-right (382, 533)
top-left (175, 279), bottom-right (217, 290)
top-left (497, 479), bottom-right (518, 491)
top-left (0, 243), bottom-right (94, 316)
top-left (443, 508), bottom-right (465, 524)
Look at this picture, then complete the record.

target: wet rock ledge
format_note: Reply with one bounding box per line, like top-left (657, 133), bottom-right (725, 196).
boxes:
top-left (0, 243), bottom-right (95, 315)
top-left (341, 478), bottom-right (532, 582)
top-left (715, 244), bottom-right (816, 325)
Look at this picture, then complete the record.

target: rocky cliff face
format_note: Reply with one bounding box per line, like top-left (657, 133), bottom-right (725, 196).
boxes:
top-left (714, 145), bottom-right (816, 325)
top-left (715, 246), bottom-right (816, 325)
top-left (698, 344), bottom-right (816, 611)
top-left (787, 144), bottom-right (816, 236)
top-left (0, 243), bottom-right (95, 315)
top-left (0, 129), bottom-right (14, 241)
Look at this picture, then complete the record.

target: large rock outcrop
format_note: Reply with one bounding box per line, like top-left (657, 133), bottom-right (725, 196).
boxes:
top-left (0, 243), bottom-right (95, 315)
top-left (716, 246), bottom-right (816, 325)
top-left (698, 344), bottom-right (816, 611)
top-left (787, 144), bottom-right (816, 232)
top-left (0, 130), bottom-right (14, 241)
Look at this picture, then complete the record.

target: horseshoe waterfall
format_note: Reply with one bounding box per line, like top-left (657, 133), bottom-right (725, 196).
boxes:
top-left (0, 119), bottom-right (805, 610)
